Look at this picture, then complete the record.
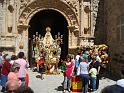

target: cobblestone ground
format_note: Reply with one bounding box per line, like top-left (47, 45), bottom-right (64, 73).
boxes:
top-left (28, 69), bottom-right (116, 93)
top-left (0, 69), bottom-right (116, 93)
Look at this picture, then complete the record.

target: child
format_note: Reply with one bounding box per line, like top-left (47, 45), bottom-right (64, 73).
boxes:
top-left (89, 65), bottom-right (97, 91)
top-left (37, 51), bottom-right (45, 80)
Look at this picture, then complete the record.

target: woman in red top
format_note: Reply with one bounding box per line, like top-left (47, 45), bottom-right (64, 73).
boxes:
top-left (63, 55), bottom-right (74, 93)
top-left (1, 55), bottom-right (11, 92)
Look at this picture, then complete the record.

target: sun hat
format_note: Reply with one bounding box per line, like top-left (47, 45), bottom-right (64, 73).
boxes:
top-left (82, 54), bottom-right (89, 59)
top-left (12, 63), bottom-right (20, 69)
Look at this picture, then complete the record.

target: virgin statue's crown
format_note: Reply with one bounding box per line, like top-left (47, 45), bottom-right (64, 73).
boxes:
top-left (46, 27), bottom-right (51, 32)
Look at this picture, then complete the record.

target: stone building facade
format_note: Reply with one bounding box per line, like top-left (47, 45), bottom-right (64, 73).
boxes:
top-left (0, 0), bottom-right (99, 58)
top-left (0, 0), bottom-right (123, 78)
top-left (103, 0), bottom-right (124, 79)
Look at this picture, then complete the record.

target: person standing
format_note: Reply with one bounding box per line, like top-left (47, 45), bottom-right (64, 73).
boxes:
top-left (78, 54), bottom-right (90, 93)
top-left (63, 56), bottom-right (74, 93)
top-left (90, 57), bottom-right (101, 90)
top-left (10, 55), bottom-right (17, 65)
top-left (15, 52), bottom-right (27, 86)
top-left (75, 52), bottom-right (81, 75)
top-left (1, 55), bottom-right (11, 92)
top-left (37, 51), bottom-right (45, 80)
top-left (89, 65), bottom-right (97, 91)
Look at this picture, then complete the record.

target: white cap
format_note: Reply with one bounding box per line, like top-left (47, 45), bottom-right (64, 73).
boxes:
top-left (117, 79), bottom-right (124, 88)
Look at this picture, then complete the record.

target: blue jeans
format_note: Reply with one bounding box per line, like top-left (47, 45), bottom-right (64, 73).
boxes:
top-left (90, 77), bottom-right (96, 90)
top-left (80, 74), bottom-right (89, 93)
top-left (1, 75), bottom-right (8, 87)
top-left (63, 76), bottom-right (72, 90)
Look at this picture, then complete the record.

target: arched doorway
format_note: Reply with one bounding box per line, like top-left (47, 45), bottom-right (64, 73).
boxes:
top-left (28, 9), bottom-right (68, 66)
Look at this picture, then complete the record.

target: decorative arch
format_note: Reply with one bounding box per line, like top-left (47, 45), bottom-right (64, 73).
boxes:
top-left (18, 0), bottom-right (79, 32)
top-left (16, 0), bottom-right (80, 58)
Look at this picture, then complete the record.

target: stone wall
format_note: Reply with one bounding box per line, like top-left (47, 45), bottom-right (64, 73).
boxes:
top-left (104, 0), bottom-right (124, 79)
top-left (94, 0), bottom-right (107, 45)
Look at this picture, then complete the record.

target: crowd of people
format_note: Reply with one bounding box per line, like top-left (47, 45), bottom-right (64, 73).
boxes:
top-left (60, 45), bottom-right (124, 93)
top-left (0, 44), bottom-right (124, 93)
top-left (60, 45), bottom-right (109, 93)
top-left (0, 51), bottom-right (34, 93)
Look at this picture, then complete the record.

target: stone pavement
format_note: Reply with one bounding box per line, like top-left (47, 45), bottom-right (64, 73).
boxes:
top-left (28, 69), bottom-right (116, 93)
top-left (0, 69), bottom-right (116, 93)
top-left (28, 69), bottom-right (64, 93)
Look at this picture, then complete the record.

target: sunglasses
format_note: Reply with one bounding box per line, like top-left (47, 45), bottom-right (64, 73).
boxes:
top-left (8, 90), bottom-right (17, 93)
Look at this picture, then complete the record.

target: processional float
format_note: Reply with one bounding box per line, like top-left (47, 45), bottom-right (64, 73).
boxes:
top-left (32, 27), bottom-right (62, 74)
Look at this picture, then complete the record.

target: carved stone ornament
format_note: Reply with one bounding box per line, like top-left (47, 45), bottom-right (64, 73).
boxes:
top-left (68, 26), bottom-right (79, 36)
top-left (84, 6), bottom-right (91, 13)
top-left (19, 42), bottom-right (24, 49)
top-left (91, 0), bottom-right (100, 32)
top-left (68, 25), bottom-right (76, 32)
top-left (65, 1), bottom-right (78, 15)
top-left (8, 27), bottom-right (12, 33)
top-left (17, 24), bottom-right (29, 34)
top-left (84, 27), bottom-right (90, 34)
top-left (8, 5), bottom-right (14, 13)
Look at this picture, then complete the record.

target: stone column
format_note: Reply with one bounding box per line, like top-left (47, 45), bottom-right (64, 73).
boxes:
top-left (12, 0), bottom-right (17, 35)
top-left (78, 0), bottom-right (82, 46)
top-left (91, 0), bottom-right (100, 36)
top-left (23, 30), bottom-right (28, 58)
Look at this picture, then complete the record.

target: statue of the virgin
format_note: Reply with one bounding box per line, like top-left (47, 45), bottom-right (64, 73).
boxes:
top-left (43, 27), bottom-right (54, 47)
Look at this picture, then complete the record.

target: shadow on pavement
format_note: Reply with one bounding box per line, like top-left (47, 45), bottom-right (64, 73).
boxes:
top-left (36, 75), bottom-right (41, 78)
top-left (55, 86), bottom-right (64, 91)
